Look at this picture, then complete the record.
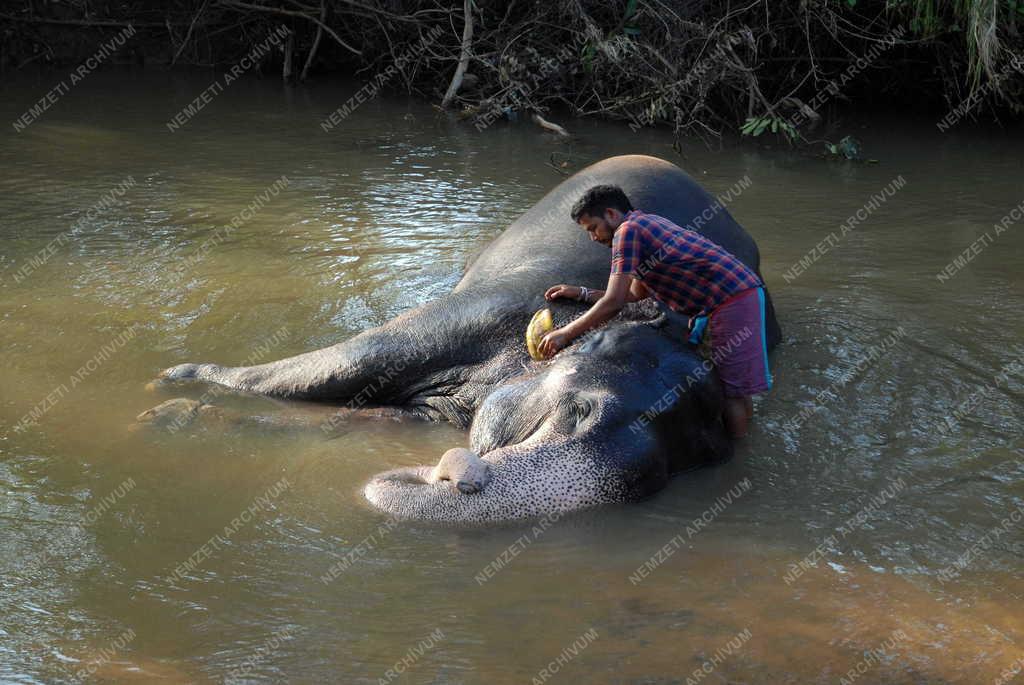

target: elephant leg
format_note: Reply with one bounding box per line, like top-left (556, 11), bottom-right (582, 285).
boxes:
top-left (135, 398), bottom-right (209, 431)
top-left (151, 292), bottom-right (512, 406)
top-left (153, 335), bottom-right (414, 403)
top-left (135, 397), bottom-right (425, 436)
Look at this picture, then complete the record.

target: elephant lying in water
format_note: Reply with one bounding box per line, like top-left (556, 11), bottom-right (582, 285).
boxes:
top-left (143, 154), bottom-right (780, 522)
top-left (365, 321), bottom-right (732, 520)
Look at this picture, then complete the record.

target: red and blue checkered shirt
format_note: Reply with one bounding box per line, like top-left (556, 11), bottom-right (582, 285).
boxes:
top-left (610, 210), bottom-right (762, 316)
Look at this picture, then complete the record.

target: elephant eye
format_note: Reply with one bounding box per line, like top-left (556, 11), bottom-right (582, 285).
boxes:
top-left (573, 400), bottom-right (592, 420)
top-left (544, 394), bottom-right (597, 436)
top-left (566, 397), bottom-right (596, 431)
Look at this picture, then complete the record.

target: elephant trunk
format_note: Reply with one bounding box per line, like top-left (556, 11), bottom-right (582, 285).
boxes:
top-left (363, 438), bottom-right (634, 523)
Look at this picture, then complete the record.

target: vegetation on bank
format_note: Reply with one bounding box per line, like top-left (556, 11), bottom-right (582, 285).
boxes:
top-left (2, 1), bottom-right (1022, 143)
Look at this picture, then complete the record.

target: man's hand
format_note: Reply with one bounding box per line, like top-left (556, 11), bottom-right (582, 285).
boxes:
top-left (539, 328), bottom-right (574, 358)
top-left (544, 284), bottom-right (581, 302)
top-left (538, 273), bottom-right (636, 357)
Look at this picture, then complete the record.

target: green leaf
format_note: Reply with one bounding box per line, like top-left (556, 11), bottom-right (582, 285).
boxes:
top-left (771, 119), bottom-right (778, 133)
top-left (582, 43), bottom-right (596, 72)
top-left (624, 26), bottom-right (642, 36)
top-left (625, 0), bottom-right (639, 20)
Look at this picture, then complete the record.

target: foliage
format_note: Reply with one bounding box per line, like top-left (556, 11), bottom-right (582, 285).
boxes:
top-left (740, 116), bottom-right (798, 142)
top-left (1, 0), bottom-right (1021, 142)
top-left (825, 136), bottom-right (864, 160)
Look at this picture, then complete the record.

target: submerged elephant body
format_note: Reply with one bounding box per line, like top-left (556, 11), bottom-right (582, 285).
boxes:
top-left (151, 155), bottom-right (780, 522)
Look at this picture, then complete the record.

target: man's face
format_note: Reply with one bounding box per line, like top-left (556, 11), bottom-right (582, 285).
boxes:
top-left (577, 208), bottom-right (624, 247)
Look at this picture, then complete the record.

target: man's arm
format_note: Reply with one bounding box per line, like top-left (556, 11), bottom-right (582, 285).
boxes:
top-left (585, 279), bottom-right (648, 304)
top-left (539, 219), bottom-right (647, 357)
top-left (538, 273), bottom-right (639, 357)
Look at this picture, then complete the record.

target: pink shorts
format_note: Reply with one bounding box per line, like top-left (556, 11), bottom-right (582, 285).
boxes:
top-left (706, 287), bottom-right (773, 398)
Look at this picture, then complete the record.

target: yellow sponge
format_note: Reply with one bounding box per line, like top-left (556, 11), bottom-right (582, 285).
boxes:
top-left (526, 308), bottom-right (554, 361)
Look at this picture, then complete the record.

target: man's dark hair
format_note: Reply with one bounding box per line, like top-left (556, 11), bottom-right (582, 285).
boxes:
top-left (570, 185), bottom-right (634, 222)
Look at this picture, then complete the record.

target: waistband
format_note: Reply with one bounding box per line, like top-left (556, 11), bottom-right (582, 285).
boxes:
top-left (716, 285), bottom-right (761, 310)
top-left (687, 286), bottom-right (761, 345)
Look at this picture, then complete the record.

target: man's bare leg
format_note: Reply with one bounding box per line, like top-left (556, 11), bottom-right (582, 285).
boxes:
top-left (744, 396), bottom-right (753, 419)
top-left (724, 396), bottom-right (750, 439)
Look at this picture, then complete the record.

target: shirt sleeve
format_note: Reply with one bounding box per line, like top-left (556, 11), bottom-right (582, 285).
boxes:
top-left (610, 221), bottom-right (642, 276)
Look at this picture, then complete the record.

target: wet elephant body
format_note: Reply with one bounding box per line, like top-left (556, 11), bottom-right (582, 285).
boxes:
top-left (149, 155), bottom-right (779, 521)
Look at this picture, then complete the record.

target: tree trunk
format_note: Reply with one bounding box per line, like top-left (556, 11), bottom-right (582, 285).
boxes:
top-left (441, 0), bottom-right (473, 108)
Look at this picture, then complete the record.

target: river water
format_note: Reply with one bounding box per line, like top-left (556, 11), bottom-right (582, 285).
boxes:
top-left (1, 69), bottom-right (1022, 684)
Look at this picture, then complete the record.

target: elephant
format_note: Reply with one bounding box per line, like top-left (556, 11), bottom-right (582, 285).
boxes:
top-left (146, 154), bottom-right (780, 522)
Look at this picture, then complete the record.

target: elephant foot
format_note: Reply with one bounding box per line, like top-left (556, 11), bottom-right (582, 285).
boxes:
top-left (135, 397), bottom-right (224, 431)
top-left (144, 363), bottom-right (218, 393)
top-left (160, 363), bottom-right (206, 380)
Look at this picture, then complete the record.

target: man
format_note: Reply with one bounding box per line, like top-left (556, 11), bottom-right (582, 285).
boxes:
top-left (538, 184), bottom-right (772, 438)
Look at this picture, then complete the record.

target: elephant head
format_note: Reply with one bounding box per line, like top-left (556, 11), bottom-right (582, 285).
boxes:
top-left (364, 323), bottom-right (731, 522)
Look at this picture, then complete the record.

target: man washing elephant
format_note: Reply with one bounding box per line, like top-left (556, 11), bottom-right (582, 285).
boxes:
top-left (539, 185), bottom-right (773, 438)
top-left (144, 155), bottom-right (781, 521)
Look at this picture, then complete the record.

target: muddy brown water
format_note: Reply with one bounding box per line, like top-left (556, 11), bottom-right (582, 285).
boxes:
top-left (1, 69), bottom-right (1022, 684)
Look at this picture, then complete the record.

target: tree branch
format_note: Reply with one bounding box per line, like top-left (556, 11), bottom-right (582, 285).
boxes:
top-left (216, 0), bottom-right (361, 55)
top-left (441, 0), bottom-right (474, 108)
top-left (300, 0), bottom-right (326, 81)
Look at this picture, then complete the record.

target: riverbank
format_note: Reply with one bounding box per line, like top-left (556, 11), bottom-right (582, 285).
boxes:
top-left (3, 1), bottom-right (1023, 145)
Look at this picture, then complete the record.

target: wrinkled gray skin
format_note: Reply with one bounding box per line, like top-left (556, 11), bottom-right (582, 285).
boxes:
top-left (150, 154), bottom-right (780, 522)
top-left (366, 323), bottom-right (732, 521)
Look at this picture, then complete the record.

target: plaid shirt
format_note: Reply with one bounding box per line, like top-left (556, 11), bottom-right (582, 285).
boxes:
top-left (610, 210), bottom-right (762, 316)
